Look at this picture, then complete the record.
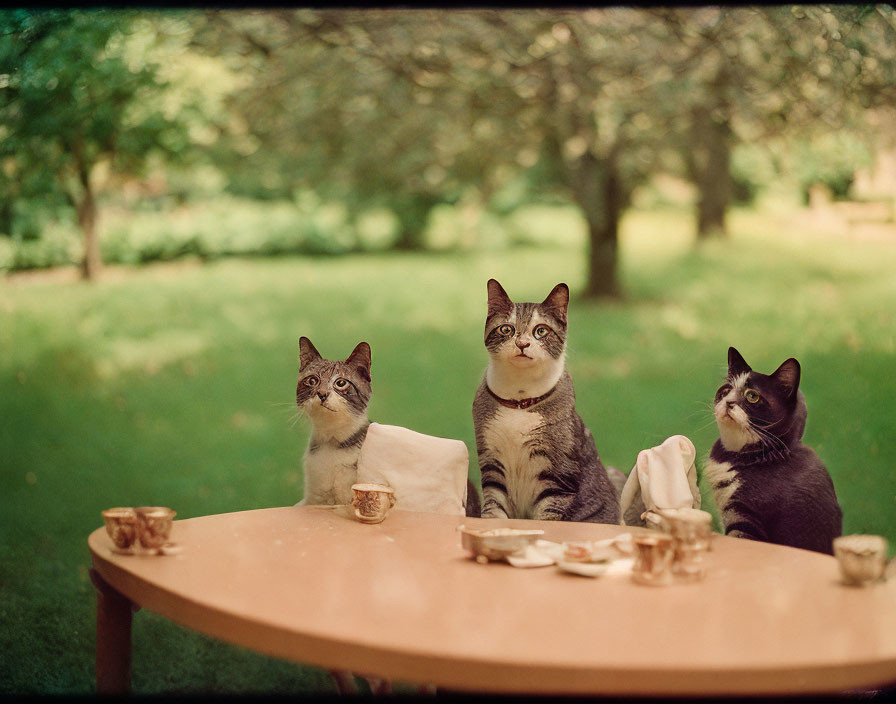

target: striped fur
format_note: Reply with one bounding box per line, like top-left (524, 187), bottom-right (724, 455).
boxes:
top-left (472, 280), bottom-right (620, 523)
top-left (296, 338), bottom-right (372, 506)
top-left (295, 337), bottom-right (482, 517)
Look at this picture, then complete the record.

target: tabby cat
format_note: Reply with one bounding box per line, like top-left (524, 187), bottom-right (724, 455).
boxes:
top-left (295, 337), bottom-right (481, 516)
top-left (295, 337), bottom-right (373, 506)
top-left (472, 279), bottom-right (624, 523)
top-left (704, 347), bottom-right (842, 554)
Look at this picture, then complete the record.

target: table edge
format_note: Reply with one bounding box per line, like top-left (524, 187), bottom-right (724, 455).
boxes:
top-left (87, 509), bottom-right (896, 696)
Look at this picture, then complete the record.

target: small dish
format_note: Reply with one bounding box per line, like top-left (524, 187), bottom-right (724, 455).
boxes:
top-left (459, 525), bottom-right (545, 562)
top-left (150, 542), bottom-right (184, 556)
top-left (506, 545), bottom-right (555, 568)
top-left (556, 560), bottom-right (609, 578)
top-left (562, 541), bottom-right (594, 562)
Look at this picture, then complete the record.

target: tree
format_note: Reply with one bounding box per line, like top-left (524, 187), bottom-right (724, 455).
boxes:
top-left (653, 5), bottom-right (896, 240)
top-left (0, 9), bottom-right (192, 278)
top-left (187, 7), bottom-right (896, 294)
top-left (291, 9), bottom-right (678, 298)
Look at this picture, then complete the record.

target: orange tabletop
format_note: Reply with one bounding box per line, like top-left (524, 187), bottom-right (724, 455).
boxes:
top-left (87, 506), bottom-right (896, 696)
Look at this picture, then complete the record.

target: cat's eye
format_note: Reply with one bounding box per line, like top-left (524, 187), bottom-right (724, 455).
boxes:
top-left (334, 378), bottom-right (349, 389)
top-left (533, 325), bottom-right (550, 339)
top-left (717, 384), bottom-right (731, 397)
top-left (302, 375), bottom-right (319, 387)
top-left (498, 324), bottom-right (514, 336)
top-left (744, 389), bottom-right (761, 403)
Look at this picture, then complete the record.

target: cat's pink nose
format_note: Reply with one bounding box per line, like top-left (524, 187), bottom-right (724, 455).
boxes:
top-left (516, 339), bottom-right (530, 350)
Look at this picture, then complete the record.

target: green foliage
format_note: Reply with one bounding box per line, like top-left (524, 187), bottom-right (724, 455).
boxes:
top-left (0, 8), bottom-right (221, 273)
top-left (0, 196), bottom-right (403, 271)
top-left (1, 10), bottom-right (175, 171)
top-left (729, 144), bottom-right (779, 206)
top-left (791, 132), bottom-right (874, 203)
top-left (2, 7), bottom-right (896, 278)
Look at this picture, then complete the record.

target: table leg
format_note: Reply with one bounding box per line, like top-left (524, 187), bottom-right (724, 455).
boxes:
top-left (329, 670), bottom-right (358, 694)
top-left (89, 568), bottom-right (138, 694)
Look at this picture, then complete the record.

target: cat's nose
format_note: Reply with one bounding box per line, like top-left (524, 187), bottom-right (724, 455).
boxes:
top-left (726, 401), bottom-right (736, 409)
top-left (516, 339), bottom-right (530, 350)
top-left (317, 392), bottom-right (329, 402)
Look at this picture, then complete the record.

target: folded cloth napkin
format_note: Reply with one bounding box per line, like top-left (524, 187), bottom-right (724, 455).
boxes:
top-left (619, 434), bottom-right (701, 527)
top-left (355, 422), bottom-right (469, 516)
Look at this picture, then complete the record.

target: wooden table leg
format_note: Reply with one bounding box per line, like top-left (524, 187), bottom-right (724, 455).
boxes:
top-left (329, 670), bottom-right (358, 694)
top-left (89, 568), bottom-right (138, 694)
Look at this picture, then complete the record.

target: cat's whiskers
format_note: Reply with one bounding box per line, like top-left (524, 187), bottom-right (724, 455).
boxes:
top-left (695, 414), bottom-right (722, 434)
top-left (749, 422), bottom-right (789, 457)
top-left (288, 410), bottom-right (306, 429)
top-left (687, 401), bottom-right (719, 432)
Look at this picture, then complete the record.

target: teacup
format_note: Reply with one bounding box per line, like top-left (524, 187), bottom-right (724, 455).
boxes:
top-left (351, 483), bottom-right (396, 524)
top-left (631, 533), bottom-right (675, 586)
top-left (102, 507), bottom-right (139, 551)
top-left (833, 534), bottom-right (889, 586)
top-left (135, 506), bottom-right (177, 549)
top-left (652, 508), bottom-right (713, 548)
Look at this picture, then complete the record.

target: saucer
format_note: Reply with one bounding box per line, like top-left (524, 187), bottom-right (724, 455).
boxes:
top-left (556, 560), bottom-right (609, 578)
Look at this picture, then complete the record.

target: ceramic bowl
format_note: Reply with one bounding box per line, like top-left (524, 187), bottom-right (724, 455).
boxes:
top-left (459, 525), bottom-right (545, 562)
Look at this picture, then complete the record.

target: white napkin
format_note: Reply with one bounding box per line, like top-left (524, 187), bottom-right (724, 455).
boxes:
top-left (619, 434), bottom-right (701, 527)
top-left (355, 422), bottom-right (469, 516)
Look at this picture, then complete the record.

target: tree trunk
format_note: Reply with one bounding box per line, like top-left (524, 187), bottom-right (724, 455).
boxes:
top-left (691, 107), bottom-right (733, 241)
top-left (394, 194), bottom-right (437, 251)
top-left (570, 151), bottom-right (623, 300)
top-left (0, 199), bottom-right (13, 237)
top-left (585, 217), bottom-right (620, 299)
top-left (78, 181), bottom-right (101, 280)
top-left (73, 139), bottom-right (102, 279)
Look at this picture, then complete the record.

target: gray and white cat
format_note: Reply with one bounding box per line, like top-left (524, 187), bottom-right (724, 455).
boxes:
top-left (295, 336), bottom-right (482, 517)
top-left (704, 347), bottom-right (842, 555)
top-left (472, 279), bottom-right (624, 522)
top-left (295, 337), bottom-right (372, 506)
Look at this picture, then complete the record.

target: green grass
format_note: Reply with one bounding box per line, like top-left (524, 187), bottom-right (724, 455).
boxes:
top-left (2, 205), bottom-right (895, 693)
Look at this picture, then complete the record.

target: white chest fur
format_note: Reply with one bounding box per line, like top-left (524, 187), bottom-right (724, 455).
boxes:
top-left (301, 444), bottom-right (360, 506)
top-left (703, 457), bottom-right (741, 527)
top-left (482, 406), bottom-right (550, 517)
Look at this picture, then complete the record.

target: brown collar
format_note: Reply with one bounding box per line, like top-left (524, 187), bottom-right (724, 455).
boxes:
top-left (486, 383), bottom-right (557, 410)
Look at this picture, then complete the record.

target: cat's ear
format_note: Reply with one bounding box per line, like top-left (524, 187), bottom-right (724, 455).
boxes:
top-left (487, 279), bottom-right (513, 317)
top-left (727, 347), bottom-right (751, 377)
top-left (770, 357), bottom-right (800, 400)
top-left (541, 283), bottom-right (569, 324)
top-left (299, 336), bottom-right (322, 370)
top-left (346, 341), bottom-right (372, 383)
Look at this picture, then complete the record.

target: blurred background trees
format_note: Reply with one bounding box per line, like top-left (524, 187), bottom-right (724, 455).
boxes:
top-left (2, 7), bottom-right (895, 293)
top-left (0, 10), bottom-right (212, 278)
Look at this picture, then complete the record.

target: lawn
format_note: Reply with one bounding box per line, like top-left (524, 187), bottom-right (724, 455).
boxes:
top-left (2, 205), bottom-right (895, 693)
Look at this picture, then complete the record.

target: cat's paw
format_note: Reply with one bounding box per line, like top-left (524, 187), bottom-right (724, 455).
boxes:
top-left (481, 508), bottom-right (509, 519)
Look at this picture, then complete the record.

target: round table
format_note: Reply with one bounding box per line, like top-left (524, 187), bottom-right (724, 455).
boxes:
top-left (88, 506), bottom-right (896, 695)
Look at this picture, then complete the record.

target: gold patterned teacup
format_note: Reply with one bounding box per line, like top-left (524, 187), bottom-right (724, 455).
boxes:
top-left (652, 508), bottom-right (714, 582)
top-left (135, 506), bottom-right (177, 549)
top-left (656, 508), bottom-right (713, 547)
top-left (351, 483), bottom-right (396, 524)
top-left (102, 507), bottom-right (139, 551)
top-left (632, 533), bottom-right (675, 586)
top-left (833, 534), bottom-right (889, 586)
